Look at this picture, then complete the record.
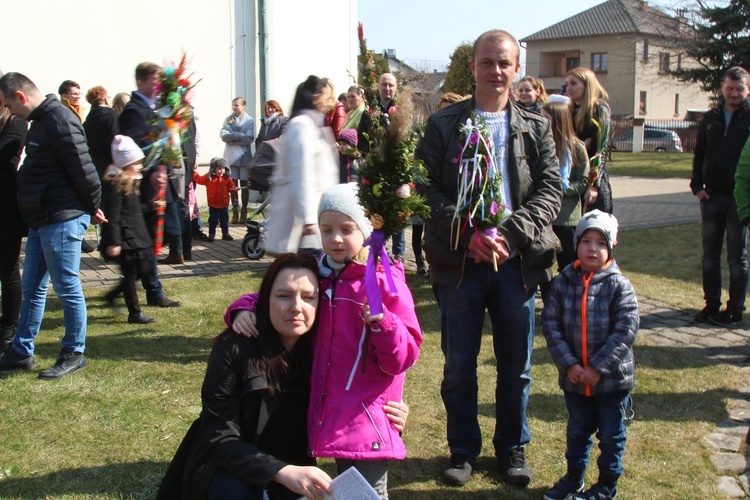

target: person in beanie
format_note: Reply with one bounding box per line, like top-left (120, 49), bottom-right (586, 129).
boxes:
top-left (337, 128), bottom-right (360, 183)
top-left (193, 157), bottom-right (239, 242)
top-left (101, 135), bottom-right (162, 325)
top-left (224, 183), bottom-right (422, 498)
top-left (541, 210), bottom-right (639, 500)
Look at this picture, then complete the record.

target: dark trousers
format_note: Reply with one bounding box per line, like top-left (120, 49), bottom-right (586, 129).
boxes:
top-left (120, 254), bottom-right (153, 317)
top-left (208, 468), bottom-right (298, 500)
top-left (180, 200), bottom-right (192, 258)
top-left (165, 202), bottom-right (183, 259)
top-left (0, 236), bottom-right (23, 345)
top-left (700, 194), bottom-right (749, 312)
top-left (564, 390), bottom-right (631, 486)
top-left (208, 207), bottom-right (230, 236)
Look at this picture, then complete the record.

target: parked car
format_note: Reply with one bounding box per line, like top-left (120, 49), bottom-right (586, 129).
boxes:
top-left (610, 128), bottom-right (683, 152)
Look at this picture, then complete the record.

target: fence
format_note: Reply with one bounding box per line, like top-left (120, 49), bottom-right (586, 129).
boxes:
top-left (609, 119), bottom-right (699, 153)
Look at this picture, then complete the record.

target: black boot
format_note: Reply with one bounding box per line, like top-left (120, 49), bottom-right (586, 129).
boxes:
top-left (0, 326), bottom-right (15, 351)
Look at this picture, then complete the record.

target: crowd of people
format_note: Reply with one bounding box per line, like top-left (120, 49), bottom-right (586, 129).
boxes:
top-left (4, 23), bottom-right (747, 500)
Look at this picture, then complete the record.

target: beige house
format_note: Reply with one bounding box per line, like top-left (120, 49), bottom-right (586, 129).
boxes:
top-left (520, 0), bottom-right (711, 120)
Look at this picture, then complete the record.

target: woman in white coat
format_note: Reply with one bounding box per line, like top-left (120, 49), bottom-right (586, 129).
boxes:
top-left (267, 76), bottom-right (338, 254)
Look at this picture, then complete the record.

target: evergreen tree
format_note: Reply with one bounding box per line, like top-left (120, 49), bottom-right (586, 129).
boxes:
top-left (443, 43), bottom-right (475, 96)
top-left (672, 0), bottom-right (750, 95)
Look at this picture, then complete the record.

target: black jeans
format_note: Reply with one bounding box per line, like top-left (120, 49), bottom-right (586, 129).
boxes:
top-left (0, 236), bottom-right (22, 332)
top-left (700, 193), bottom-right (749, 312)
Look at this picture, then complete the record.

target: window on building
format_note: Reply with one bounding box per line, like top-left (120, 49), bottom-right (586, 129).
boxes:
top-left (566, 57), bottom-right (580, 72)
top-left (592, 53), bottom-right (608, 73)
top-left (677, 54), bottom-right (683, 70)
top-left (674, 94), bottom-right (680, 116)
top-left (639, 91), bottom-right (648, 114)
top-left (659, 53), bottom-right (671, 73)
top-left (641, 40), bottom-right (649, 63)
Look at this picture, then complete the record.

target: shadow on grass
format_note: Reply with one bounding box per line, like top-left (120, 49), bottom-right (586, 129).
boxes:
top-left (0, 460), bottom-right (167, 498)
top-left (388, 455), bottom-right (546, 499)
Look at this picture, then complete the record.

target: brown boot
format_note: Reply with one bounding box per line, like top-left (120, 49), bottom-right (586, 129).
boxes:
top-left (239, 208), bottom-right (248, 224)
top-left (231, 208), bottom-right (239, 224)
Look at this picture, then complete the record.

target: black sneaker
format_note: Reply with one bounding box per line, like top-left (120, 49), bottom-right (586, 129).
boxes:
top-left (146, 296), bottom-right (182, 308)
top-left (0, 348), bottom-right (36, 371)
top-left (193, 232), bottom-right (208, 240)
top-left (442, 453), bottom-right (473, 486)
top-left (544, 473), bottom-right (584, 500)
top-left (222, 233), bottom-right (234, 241)
top-left (206, 234), bottom-right (215, 243)
top-left (128, 313), bottom-right (157, 324)
top-left (38, 350), bottom-right (86, 380)
top-left (694, 305), bottom-right (720, 323)
top-left (570, 483), bottom-right (617, 499)
top-left (499, 446), bottom-right (532, 487)
top-left (708, 310), bottom-right (742, 327)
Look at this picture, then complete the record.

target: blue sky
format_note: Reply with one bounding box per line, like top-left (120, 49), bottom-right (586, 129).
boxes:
top-left (357, 0), bottom-right (671, 71)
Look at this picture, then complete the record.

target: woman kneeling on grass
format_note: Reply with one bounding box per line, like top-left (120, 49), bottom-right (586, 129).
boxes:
top-left (157, 253), bottom-right (407, 499)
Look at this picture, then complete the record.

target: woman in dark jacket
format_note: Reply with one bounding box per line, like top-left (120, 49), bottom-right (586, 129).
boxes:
top-left (255, 100), bottom-right (288, 150)
top-left (158, 253), bottom-right (333, 499)
top-left (82, 86), bottom-right (119, 178)
top-left (0, 106), bottom-right (28, 351)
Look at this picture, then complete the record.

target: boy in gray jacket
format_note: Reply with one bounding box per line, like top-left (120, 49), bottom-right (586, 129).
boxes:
top-left (541, 210), bottom-right (639, 500)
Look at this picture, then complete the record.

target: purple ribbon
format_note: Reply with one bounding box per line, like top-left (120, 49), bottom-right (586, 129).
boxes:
top-left (364, 230), bottom-right (399, 316)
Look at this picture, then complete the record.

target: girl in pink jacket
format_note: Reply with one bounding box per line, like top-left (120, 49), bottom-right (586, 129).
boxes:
top-left (225, 183), bottom-right (422, 498)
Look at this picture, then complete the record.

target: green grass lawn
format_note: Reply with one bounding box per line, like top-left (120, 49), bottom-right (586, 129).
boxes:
top-left (608, 151), bottom-right (692, 178)
top-left (0, 223), bottom-right (743, 498)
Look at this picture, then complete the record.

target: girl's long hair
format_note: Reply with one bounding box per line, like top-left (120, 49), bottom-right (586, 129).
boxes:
top-left (218, 253), bottom-right (319, 395)
top-left (566, 67), bottom-right (609, 133)
top-left (543, 101), bottom-right (579, 165)
top-left (105, 168), bottom-right (138, 196)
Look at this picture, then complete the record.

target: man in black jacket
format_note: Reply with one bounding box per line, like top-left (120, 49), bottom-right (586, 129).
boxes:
top-left (117, 62), bottom-right (181, 307)
top-left (0, 72), bottom-right (106, 379)
top-left (415, 30), bottom-right (561, 488)
top-left (690, 66), bottom-right (750, 326)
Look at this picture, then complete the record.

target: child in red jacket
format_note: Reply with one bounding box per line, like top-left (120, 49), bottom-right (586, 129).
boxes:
top-left (193, 157), bottom-right (239, 242)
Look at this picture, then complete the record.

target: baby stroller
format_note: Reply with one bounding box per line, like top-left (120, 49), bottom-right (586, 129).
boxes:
top-left (241, 196), bottom-right (271, 260)
top-left (241, 138), bottom-right (280, 260)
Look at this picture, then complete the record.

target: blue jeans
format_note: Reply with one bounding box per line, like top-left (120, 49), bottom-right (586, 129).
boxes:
top-left (433, 257), bottom-right (535, 460)
top-left (700, 194), bottom-right (748, 312)
top-left (208, 468), bottom-right (297, 499)
top-left (391, 229), bottom-right (405, 257)
top-left (208, 207), bottom-right (229, 236)
top-left (13, 215), bottom-right (90, 356)
top-left (564, 390), bottom-right (631, 483)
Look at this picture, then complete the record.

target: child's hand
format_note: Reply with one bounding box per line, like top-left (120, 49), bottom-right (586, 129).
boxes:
top-left (152, 199), bottom-right (166, 210)
top-left (567, 363), bottom-right (584, 383)
top-left (232, 310), bottom-right (258, 338)
top-left (363, 299), bottom-right (384, 324)
top-left (384, 400), bottom-right (409, 433)
top-left (230, 186), bottom-right (240, 193)
top-left (580, 366), bottom-right (601, 386)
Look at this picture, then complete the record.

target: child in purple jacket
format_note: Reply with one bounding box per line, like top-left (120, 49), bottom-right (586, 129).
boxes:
top-left (225, 183), bottom-right (422, 498)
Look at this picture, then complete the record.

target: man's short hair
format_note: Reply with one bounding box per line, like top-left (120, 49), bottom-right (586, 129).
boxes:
top-left (472, 29), bottom-right (520, 65)
top-left (58, 80), bottom-right (80, 95)
top-left (0, 72), bottom-right (38, 99)
top-left (232, 97), bottom-right (247, 106)
top-left (723, 66), bottom-right (750, 83)
top-left (135, 62), bottom-right (160, 82)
